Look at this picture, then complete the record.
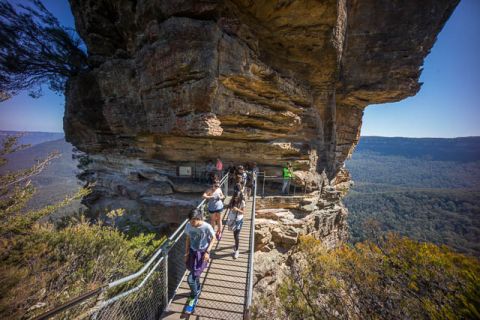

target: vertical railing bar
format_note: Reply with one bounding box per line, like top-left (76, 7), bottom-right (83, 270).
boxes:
top-left (262, 172), bottom-right (265, 197)
top-left (244, 174), bottom-right (257, 319)
top-left (162, 252), bottom-right (168, 310)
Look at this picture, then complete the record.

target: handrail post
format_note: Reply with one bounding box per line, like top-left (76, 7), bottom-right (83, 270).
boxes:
top-left (261, 173), bottom-right (265, 197)
top-left (162, 251), bottom-right (169, 309)
top-left (245, 175), bottom-right (257, 319)
top-left (223, 172), bottom-right (228, 196)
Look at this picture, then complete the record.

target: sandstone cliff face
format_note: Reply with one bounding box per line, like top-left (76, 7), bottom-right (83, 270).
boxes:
top-left (65, 0), bottom-right (458, 236)
top-left (65, 0), bottom-right (457, 310)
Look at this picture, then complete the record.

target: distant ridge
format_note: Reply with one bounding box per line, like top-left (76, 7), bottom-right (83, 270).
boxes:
top-left (0, 130), bottom-right (64, 147)
top-left (355, 136), bottom-right (480, 162)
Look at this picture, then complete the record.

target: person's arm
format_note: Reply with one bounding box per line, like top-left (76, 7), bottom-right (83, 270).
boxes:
top-left (204, 227), bottom-right (216, 261)
top-left (203, 191), bottom-right (213, 199)
top-left (232, 206), bottom-right (245, 215)
top-left (204, 238), bottom-right (216, 262)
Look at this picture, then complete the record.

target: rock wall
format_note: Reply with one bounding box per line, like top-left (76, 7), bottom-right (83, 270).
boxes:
top-left (65, 0), bottom-right (458, 237)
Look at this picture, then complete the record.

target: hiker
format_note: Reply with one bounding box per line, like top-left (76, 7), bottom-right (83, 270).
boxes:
top-left (205, 160), bottom-right (215, 184)
top-left (243, 162), bottom-right (258, 199)
top-left (251, 162), bottom-right (259, 176)
top-left (227, 165), bottom-right (236, 187)
top-left (203, 181), bottom-right (225, 240)
top-left (234, 174), bottom-right (244, 194)
top-left (216, 157), bottom-right (223, 178)
top-left (281, 162), bottom-right (293, 194)
top-left (236, 165), bottom-right (248, 190)
top-left (184, 208), bottom-right (216, 314)
top-left (226, 192), bottom-right (246, 259)
top-left (244, 171), bottom-right (253, 199)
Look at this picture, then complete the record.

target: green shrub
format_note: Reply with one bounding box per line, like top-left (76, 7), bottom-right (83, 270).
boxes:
top-left (0, 136), bottom-right (164, 319)
top-left (0, 220), bottom-right (163, 319)
top-left (257, 234), bottom-right (480, 320)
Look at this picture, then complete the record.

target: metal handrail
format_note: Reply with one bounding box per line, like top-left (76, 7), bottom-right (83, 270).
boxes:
top-left (99, 173), bottom-right (230, 306)
top-left (244, 174), bottom-right (257, 319)
top-left (34, 173), bottom-right (230, 320)
top-left (32, 287), bottom-right (103, 320)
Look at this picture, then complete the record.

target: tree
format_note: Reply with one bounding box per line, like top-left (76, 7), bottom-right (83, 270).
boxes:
top-left (0, 0), bottom-right (88, 100)
top-left (0, 136), bottom-right (163, 319)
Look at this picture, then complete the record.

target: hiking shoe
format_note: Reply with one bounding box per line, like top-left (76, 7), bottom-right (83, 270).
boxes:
top-left (185, 297), bottom-right (195, 313)
top-left (234, 250), bottom-right (239, 259)
top-left (184, 297), bottom-right (196, 314)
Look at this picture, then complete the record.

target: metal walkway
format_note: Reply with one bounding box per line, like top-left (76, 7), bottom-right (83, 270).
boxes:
top-left (161, 197), bottom-right (253, 319)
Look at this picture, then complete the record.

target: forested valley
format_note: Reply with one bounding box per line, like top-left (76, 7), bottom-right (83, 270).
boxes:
top-left (345, 136), bottom-right (480, 257)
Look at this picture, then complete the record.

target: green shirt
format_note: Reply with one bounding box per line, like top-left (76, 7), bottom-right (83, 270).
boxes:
top-left (282, 167), bottom-right (292, 178)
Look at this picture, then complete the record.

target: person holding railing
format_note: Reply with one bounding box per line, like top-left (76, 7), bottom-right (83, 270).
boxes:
top-left (184, 208), bottom-right (216, 314)
top-left (281, 162), bottom-right (293, 194)
top-left (203, 181), bottom-right (225, 240)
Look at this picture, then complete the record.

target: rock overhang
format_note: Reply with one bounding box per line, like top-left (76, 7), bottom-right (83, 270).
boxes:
top-left (65, 0), bottom-right (459, 225)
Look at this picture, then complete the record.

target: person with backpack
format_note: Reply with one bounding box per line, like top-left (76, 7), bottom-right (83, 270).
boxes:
top-left (184, 208), bottom-right (216, 314)
top-left (226, 192), bottom-right (246, 259)
top-left (203, 181), bottom-right (225, 240)
top-left (281, 162), bottom-right (293, 194)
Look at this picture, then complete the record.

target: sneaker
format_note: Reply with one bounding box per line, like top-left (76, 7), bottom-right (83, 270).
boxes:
top-left (234, 250), bottom-right (239, 259)
top-left (184, 297), bottom-right (196, 314)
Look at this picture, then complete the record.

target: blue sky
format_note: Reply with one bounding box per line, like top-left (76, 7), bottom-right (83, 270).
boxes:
top-left (0, 0), bottom-right (478, 137)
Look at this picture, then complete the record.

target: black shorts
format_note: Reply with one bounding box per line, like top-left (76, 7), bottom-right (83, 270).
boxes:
top-left (209, 209), bottom-right (223, 214)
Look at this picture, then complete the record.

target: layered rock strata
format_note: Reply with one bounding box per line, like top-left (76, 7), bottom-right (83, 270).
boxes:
top-left (65, 0), bottom-right (457, 238)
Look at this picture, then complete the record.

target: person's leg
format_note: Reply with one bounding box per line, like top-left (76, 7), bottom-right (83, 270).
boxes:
top-left (195, 275), bottom-right (201, 294)
top-left (286, 179), bottom-right (291, 194)
top-left (218, 211), bottom-right (223, 234)
top-left (234, 229), bottom-right (240, 251)
top-left (282, 179), bottom-right (288, 193)
top-left (210, 212), bottom-right (217, 232)
top-left (187, 272), bottom-right (198, 297)
top-left (233, 220), bottom-right (242, 258)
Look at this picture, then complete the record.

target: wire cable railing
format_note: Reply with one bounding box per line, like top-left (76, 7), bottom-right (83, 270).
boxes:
top-left (33, 174), bottom-right (232, 320)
